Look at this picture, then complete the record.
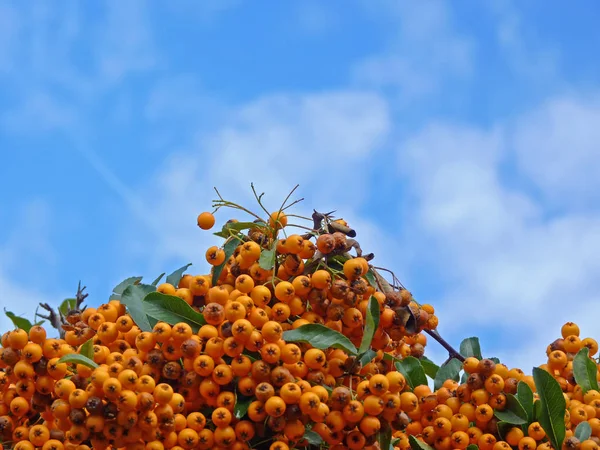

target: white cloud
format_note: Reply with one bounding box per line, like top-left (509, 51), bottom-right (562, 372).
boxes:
top-left (354, 1), bottom-right (473, 98)
top-left (0, 2), bottom-right (19, 73)
top-left (512, 95), bottom-right (600, 207)
top-left (0, 201), bottom-right (62, 334)
top-left (94, 0), bottom-right (156, 83)
top-left (126, 90), bottom-right (391, 274)
top-left (396, 93), bottom-right (600, 371)
top-left (488, 0), bottom-right (560, 83)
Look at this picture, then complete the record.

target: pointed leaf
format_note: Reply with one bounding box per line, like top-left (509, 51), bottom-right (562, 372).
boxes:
top-left (58, 353), bottom-right (98, 369)
top-left (358, 296), bottom-right (380, 354)
top-left (377, 421), bottom-right (392, 450)
top-left (303, 430), bottom-right (323, 446)
top-left (533, 366), bottom-right (566, 450)
top-left (283, 324), bottom-right (358, 355)
top-left (365, 269), bottom-right (377, 289)
top-left (78, 338), bottom-right (94, 360)
top-left (166, 264), bottom-right (192, 287)
top-left (497, 421), bottom-right (513, 440)
top-left (151, 273), bottom-right (165, 286)
top-left (573, 347), bottom-right (600, 394)
top-left (396, 356), bottom-right (428, 390)
top-left (494, 393), bottom-right (528, 425)
top-left (358, 349), bottom-right (378, 368)
top-left (409, 435), bottom-right (435, 450)
top-left (517, 381), bottom-right (535, 423)
top-left (223, 221), bottom-right (265, 233)
top-left (258, 248), bottom-right (276, 271)
top-left (4, 310), bottom-right (33, 332)
top-left (534, 399), bottom-right (542, 422)
top-left (143, 292), bottom-right (206, 332)
top-left (234, 396), bottom-right (252, 419)
top-left (112, 276), bottom-right (143, 294)
top-left (212, 236), bottom-right (242, 285)
top-left (419, 356), bottom-right (440, 379)
top-left (121, 284), bottom-right (156, 332)
top-left (59, 298), bottom-right (77, 316)
top-left (434, 358), bottom-right (462, 390)
top-left (109, 293), bottom-right (121, 301)
top-left (575, 421), bottom-right (592, 442)
top-left (460, 337), bottom-right (483, 360)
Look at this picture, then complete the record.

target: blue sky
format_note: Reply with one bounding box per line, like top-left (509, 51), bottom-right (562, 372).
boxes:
top-left (1, 0), bottom-right (600, 371)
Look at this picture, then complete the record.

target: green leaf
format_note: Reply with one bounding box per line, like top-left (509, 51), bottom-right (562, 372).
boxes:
top-left (109, 293), bottom-right (121, 301)
top-left (494, 393), bottom-right (528, 425)
top-left (497, 421), bottom-right (513, 440)
top-left (517, 381), bottom-right (535, 423)
top-left (59, 298), bottom-right (77, 316)
top-left (120, 284), bottom-right (156, 332)
top-left (575, 421), bottom-right (592, 442)
top-left (283, 324), bottom-right (358, 355)
top-left (358, 296), bottom-right (380, 354)
top-left (166, 264), bottom-right (192, 287)
top-left (395, 356), bottom-right (428, 390)
top-left (409, 435), bottom-right (435, 450)
top-left (573, 347), bottom-right (600, 394)
top-left (419, 356), bottom-right (440, 379)
top-left (533, 366), bottom-right (566, 450)
top-left (212, 236), bottom-right (242, 285)
top-left (258, 248), bottom-right (276, 271)
top-left (377, 421), bottom-right (392, 450)
top-left (223, 221), bottom-right (265, 233)
top-left (78, 338), bottom-right (95, 360)
top-left (4, 310), bottom-right (33, 332)
top-left (303, 430), bottom-right (323, 446)
top-left (459, 337), bottom-right (483, 360)
top-left (58, 353), bottom-right (99, 369)
top-left (534, 399), bottom-right (542, 422)
top-left (143, 292), bottom-right (206, 332)
top-left (112, 276), bottom-right (143, 294)
top-left (490, 357), bottom-right (501, 364)
top-left (467, 446), bottom-right (479, 450)
top-left (365, 269), bottom-right (377, 289)
top-left (151, 273), bottom-right (165, 286)
top-left (242, 350), bottom-right (260, 362)
top-left (234, 396), bottom-right (252, 419)
top-left (434, 358), bottom-right (462, 390)
top-left (358, 349), bottom-right (378, 368)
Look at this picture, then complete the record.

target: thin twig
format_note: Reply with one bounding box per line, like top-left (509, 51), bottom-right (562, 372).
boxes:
top-left (278, 184), bottom-right (300, 213)
top-left (424, 329), bottom-right (465, 362)
top-left (250, 183), bottom-right (272, 218)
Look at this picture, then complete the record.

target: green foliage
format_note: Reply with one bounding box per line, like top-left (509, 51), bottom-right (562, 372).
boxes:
top-left (494, 393), bottom-right (528, 425)
top-left (409, 434), bottom-right (435, 450)
top-left (283, 324), bottom-right (358, 355)
top-left (143, 292), bottom-right (206, 332)
top-left (517, 381), bottom-right (535, 423)
top-left (358, 295), bottom-right (380, 354)
top-left (212, 236), bottom-right (242, 285)
top-left (533, 367), bottom-right (566, 450)
top-left (396, 356), bottom-right (428, 390)
top-left (4, 309), bottom-right (35, 332)
top-left (434, 358), bottom-right (462, 390)
top-left (78, 338), bottom-right (95, 360)
top-left (58, 353), bottom-right (98, 369)
top-left (234, 396), bottom-right (252, 419)
top-left (120, 284), bottom-right (156, 332)
top-left (573, 347), bottom-right (600, 394)
top-left (166, 263), bottom-right (192, 286)
top-left (460, 336), bottom-right (483, 360)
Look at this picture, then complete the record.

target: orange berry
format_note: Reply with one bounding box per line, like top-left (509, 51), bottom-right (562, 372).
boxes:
top-left (197, 212), bottom-right (215, 230)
